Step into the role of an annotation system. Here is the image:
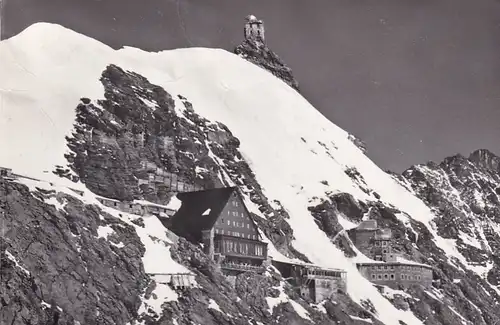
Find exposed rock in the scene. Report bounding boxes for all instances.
[233,16,299,92]
[307,193,367,257]
[1,179,148,325]
[348,133,367,154]
[394,150,500,324]
[468,149,500,174]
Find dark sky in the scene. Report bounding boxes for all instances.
[3,0,500,172]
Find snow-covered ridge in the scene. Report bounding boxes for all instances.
[0,22,485,324]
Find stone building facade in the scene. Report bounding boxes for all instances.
[96,197,177,218]
[356,261,433,289]
[352,219,434,289]
[244,15,265,44]
[139,161,205,193]
[352,220,394,261]
[272,261,347,303]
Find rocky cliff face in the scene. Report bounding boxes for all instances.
[234,40,300,92]
[382,149,500,323]
[1,179,149,325]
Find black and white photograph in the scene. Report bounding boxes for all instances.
[1,1,500,324]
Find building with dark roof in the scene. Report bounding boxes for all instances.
[167,187,268,275]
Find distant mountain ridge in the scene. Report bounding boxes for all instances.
[395,149,500,285]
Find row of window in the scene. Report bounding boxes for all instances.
[371,273,422,281]
[221,219,251,229]
[104,200,170,213]
[315,279,334,289]
[375,241,390,247]
[227,204,248,218]
[227,210,243,217]
[215,228,257,240]
[372,249,391,257]
[369,265,427,272]
[371,265,395,271]
[221,241,265,256]
[303,269,343,278]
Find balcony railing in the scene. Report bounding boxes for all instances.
[216,249,267,260]
[221,262,265,273]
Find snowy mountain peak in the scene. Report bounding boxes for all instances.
[2,22,500,325]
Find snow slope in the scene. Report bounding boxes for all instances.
[0,22,474,324]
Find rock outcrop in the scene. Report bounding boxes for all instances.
[234,16,300,92]
[1,179,149,325]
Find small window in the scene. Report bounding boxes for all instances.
[384,274,388,279]
[377,274,382,280]
[383,249,387,254]
[129,204,133,208]
[371,274,376,279]
[247,224,250,229]
[390,274,395,280]
[227,220,230,225]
